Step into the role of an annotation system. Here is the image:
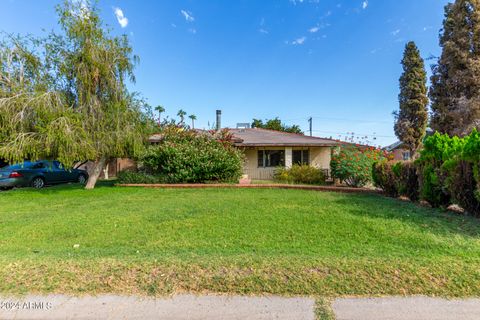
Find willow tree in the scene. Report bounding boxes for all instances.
[0,0,148,189]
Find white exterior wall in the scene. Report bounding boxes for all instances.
[242,146,332,180]
[285,147,293,169]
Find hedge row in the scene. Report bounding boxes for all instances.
[373,130,480,217]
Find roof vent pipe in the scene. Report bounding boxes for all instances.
[216,110,222,131]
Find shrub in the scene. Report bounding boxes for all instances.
[444,160,480,217]
[418,164,450,208]
[274,165,326,185]
[117,170,165,184]
[372,161,398,197]
[463,130,480,201]
[372,130,480,216]
[393,161,420,202]
[331,146,389,188]
[416,132,460,208]
[140,128,244,183]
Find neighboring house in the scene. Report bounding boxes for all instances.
[384,141,412,161]
[385,129,434,161]
[228,128,341,180]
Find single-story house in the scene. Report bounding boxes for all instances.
[228,128,340,180]
[149,127,342,181]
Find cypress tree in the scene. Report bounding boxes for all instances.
[430,0,480,136]
[394,41,428,157]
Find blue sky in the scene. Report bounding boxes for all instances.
[1,0,450,146]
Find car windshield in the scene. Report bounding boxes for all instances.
[3,162,34,170]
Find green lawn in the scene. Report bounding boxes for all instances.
[1,182,480,297]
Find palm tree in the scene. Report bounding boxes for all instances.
[155,105,165,124]
[189,114,197,129]
[177,109,187,124]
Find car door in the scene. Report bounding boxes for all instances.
[40,161,60,184]
[52,161,71,183]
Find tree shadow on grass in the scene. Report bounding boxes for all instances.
[331,193,480,239]
[0,179,117,195]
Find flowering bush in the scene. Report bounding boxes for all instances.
[331,146,390,187]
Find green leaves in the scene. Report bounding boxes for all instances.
[251,118,303,134]
[138,128,243,183]
[274,165,326,185]
[331,146,388,188]
[0,0,150,185]
[394,41,428,157]
[430,0,480,136]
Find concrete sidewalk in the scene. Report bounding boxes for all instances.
[333,297,480,320]
[2,295,480,320]
[0,294,315,320]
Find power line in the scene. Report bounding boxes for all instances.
[283,116,393,124]
[310,130,396,139]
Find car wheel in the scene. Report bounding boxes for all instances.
[31,177,45,189]
[78,174,87,185]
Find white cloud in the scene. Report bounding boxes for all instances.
[181,10,195,22]
[188,28,197,34]
[114,7,128,28]
[292,36,306,45]
[259,18,268,34]
[362,1,368,9]
[391,29,400,36]
[308,21,330,33]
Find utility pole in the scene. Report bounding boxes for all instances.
[308,117,313,137]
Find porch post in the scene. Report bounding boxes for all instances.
[285,147,292,168]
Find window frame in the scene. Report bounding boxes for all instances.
[293,149,310,166]
[257,150,286,168]
[402,151,411,161]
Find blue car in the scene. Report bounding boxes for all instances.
[0,161,88,189]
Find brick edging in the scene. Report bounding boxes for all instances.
[115,183,380,194]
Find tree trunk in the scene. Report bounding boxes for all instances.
[85,157,107,190]
[103,163,109,180]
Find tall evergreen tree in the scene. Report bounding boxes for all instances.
[430,0,480,136]
[394,41,428,157]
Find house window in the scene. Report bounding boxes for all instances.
[258,150,285,168]
[402,151,411,161]
[293,150,310,165]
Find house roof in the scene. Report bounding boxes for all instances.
[228,128,341,147]
[383,140,404,152]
